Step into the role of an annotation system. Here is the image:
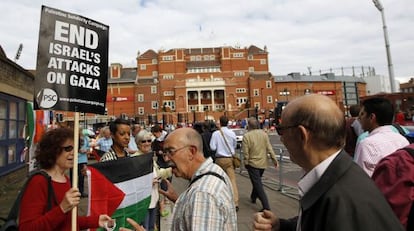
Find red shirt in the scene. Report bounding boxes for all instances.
[19,174,99,231]
[372,146,414,229]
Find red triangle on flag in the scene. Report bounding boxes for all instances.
[88,167,125,216]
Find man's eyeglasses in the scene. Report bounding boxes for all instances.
[162,145,191,157]
[275,125,299,136]
[62,145,74,152]
[140,139,152,144]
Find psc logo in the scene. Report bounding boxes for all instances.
[36,88,59,109]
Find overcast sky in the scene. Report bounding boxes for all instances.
[1,0,413,82]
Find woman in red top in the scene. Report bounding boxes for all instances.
[19,127,113,231]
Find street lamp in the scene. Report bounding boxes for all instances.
[112,97,117,117]
[372,0,396,93]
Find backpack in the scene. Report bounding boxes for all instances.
[392,123,414,144]
[372,146,414,231]
[402,147,414,231]
[0,171,56,231]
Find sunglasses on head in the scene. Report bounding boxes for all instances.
[62,145,74,152]
[140,139,152,144]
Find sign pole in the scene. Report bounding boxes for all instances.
[71,112,80,231]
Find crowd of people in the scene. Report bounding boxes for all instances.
[14,93,414,231]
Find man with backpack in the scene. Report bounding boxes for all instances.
[354,97,409,176]
[372,144,414,230]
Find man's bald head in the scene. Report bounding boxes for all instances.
[282,94,345,149]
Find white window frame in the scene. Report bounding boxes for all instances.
[138,107,144,115]
[234,71,245,77]
[248,67,254,72]
[260,59,266,65]
[233,53,244,58]
[163,74,174,80]
[163,100,176,110]
[162,56,173,61]
[163,91,174,96]
[152,101,159,109]
[254,89,259,96]
[266,81,272,88]
[236,88,246,93]
[267,96,273,103]
[138,94,144,102]
[151,86,157,94]
[140,64,146,70]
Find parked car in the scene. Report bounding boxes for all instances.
[231,128,246,148]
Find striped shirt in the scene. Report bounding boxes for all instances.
[100,147,130,162]
[171,158,238,231]
[354,125,409,176]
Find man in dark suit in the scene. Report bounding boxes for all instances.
[253,94,403,231]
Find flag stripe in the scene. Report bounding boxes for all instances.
[89,154,153,182]
[87,154,154,231]
[111,196,151,230]
[115,172,153,208]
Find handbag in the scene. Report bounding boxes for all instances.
[232,155,241,168]
[219,129,241,168]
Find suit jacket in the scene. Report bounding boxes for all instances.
[242,129,278,169]
[280,151,404,231]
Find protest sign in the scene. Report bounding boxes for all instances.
[34,5,109,114]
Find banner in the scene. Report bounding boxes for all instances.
[34,5,109,114]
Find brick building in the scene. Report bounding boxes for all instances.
[134,45,272,124]
[273,72,366,118]
[104,45,367,125]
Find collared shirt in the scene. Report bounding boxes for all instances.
[78,136,89,164]
[128,135,138,152]
[171,158,237,231]
[210,127,237,157]
[100,147,130,162]
[354,125,409,176]
[96,137,112,153]
[296,150,341,231]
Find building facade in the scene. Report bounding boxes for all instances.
[106,45,368,125]
[0,46,34,177]
[135,45,272,124]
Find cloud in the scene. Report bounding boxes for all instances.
[0,0,413,79]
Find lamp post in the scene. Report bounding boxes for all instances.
[372,0,396,93]
[112,97,117,117]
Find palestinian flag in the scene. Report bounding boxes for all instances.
[87,154,153,230]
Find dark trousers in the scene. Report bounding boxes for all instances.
[247,165,270,210]
[143,208,156,231]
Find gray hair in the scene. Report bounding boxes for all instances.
[135,130,152,144]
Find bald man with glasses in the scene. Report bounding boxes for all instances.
[157,127,238,231]
[253,94,403,231]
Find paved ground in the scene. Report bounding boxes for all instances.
[1,168,299,231]
[1,131,301,230]
[157,170,300,231]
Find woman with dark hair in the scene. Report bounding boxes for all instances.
[100,118,132,162]
[19,127,113,231]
